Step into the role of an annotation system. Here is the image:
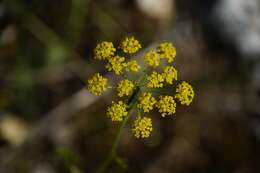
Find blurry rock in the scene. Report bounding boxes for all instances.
[0,115,29,146]
[252,62,260,86]
[0,4,5,19]
[0,3,8,31]
[213,0,260,58]
[246,61,260,114]
[0,25,16,46]
[32,163,55,173]
[136,0,175,25]
[51,123,76,146]
[107,0,126,5]
[0,3,12,40]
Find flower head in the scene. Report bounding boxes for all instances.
[147,71,164,88]
[105,56,127,75]
[175,81,194,106]
[144,49,160,67]
[132,116,153,138]
[126,60,140,72]
[158,42,176,63]
[157,95,176,117]
[87,73,108,95]
[107,101,128,121]
[88,37,195,140]
[163,66,178,84]
[120,36,141,54]
[117,79,135,97]
[94,41,116,60]
[137,92,157,112]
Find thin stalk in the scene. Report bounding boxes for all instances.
[96,88,140,173]
[146,89,170,95]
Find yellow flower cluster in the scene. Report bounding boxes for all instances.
[144,49,160,67]
[87,73,108,95]
[106,101,128,121]
[163,66,178,84]
[126,60,140,72]
[175,81,194,106]
[137,92,156,112]
[94,41,116,60]
[146,66,177,88]
[157,96,176,117]
[132,116,153,138]
[87,36,195,139]
[120,36,141,54]
[158,42,176,63]
[117,79,134,97]
[92,36,142,76]
[105,56,127,75]
[147,71,164,88]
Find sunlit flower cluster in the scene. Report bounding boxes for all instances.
[144,49,160,67]
[163,66,178,84]
[94,41,116,60]
[147,71,165,88]
[175,81,195,106]
[132,116,153,138]
[120,36,141,54]
[157,95,176,117]
[158,42,176,63]
[105,55,126,75]
[87,73,108,95]
[87,36,194,139]
[117,79,134,97]
[106,101,128,121]
[137,92,157,112]
[126,60,140,72]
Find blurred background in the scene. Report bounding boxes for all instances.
[1,0,260,172]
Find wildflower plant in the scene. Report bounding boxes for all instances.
[88,36,194,172]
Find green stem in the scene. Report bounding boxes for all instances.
[146,88,169,95]
[96,88,140,173]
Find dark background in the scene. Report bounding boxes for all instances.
[1,0,260,172]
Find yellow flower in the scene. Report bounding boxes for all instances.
[137,92,156,112]
[158,42,176,63]
[156,95,176,117]
[117,79,135,97]
[132,116,153,138]
[120,36,141,54]
[126,60,140,72]
[144,49,160,67]
[163,66,178,84]
[94,41,116,60]
[105,56,127,75]
[175,81,194,106]
[107,101,128,121]
[87,73,108,95]
[147,71,164,88]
